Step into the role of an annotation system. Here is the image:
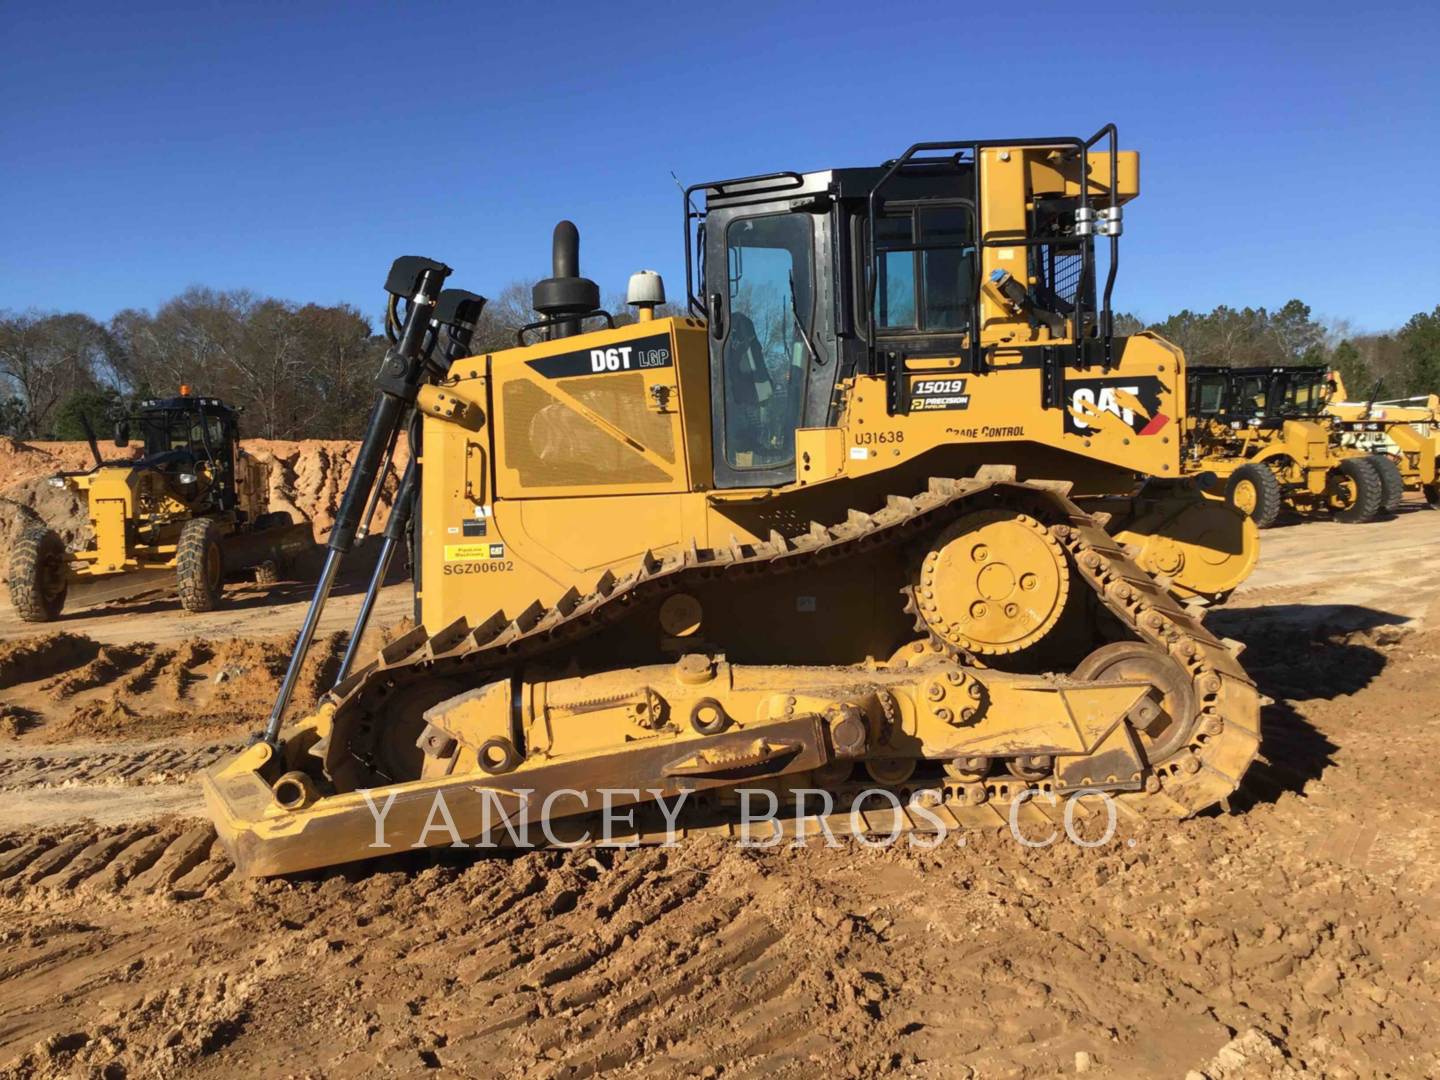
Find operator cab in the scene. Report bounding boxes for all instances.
[1186,367,1230,417]
[1273,367,1330,418]
[117,394,240,509]
[688,132,1120,488]
[1205,366,1330,428]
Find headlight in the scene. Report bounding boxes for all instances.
[47,477,66,489]
[178,472,197,484]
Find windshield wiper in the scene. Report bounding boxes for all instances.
[788,271,822,367]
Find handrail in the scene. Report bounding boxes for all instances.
[683,172,805,313]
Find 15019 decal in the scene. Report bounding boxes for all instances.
[908,376,970,412]
[1063,375,1171,436]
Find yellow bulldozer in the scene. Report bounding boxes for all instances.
[1325,370,1440,508]
[1183,364,1397,527]
[204,127,1262,877]
[5,391,312,621]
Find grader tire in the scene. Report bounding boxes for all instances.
[1332,458,1384,523]
[6,526,68,623]
[176,518,225,612]
[1225,463,1283,528]
[1367,454,1404,514]
[1425,482,1440,509]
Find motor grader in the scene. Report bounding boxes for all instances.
[1325,370,1440,508]
[204,126,1261,877]
[1184,364,1394,527]
[5,391,312,621]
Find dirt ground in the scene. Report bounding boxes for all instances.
[0,506,1438,1078]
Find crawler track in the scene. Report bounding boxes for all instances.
[313,473,1260,832]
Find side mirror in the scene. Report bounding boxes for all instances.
[114,421,130,448]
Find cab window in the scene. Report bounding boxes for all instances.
[1233,375,1268,415]
[1191,375,1227,415]
[873,204,975,334]
[1284,375,1325,415]
[722,213,813,470]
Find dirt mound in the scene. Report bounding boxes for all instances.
[204,630,346,716]
[0,705,36,739]
[0,622,398,743]
[244,436,408,541]
[23,440,141,476]
[0,436,53,485]
[0,633,100,690]
[0,475,92,555]
[49,699,147,741]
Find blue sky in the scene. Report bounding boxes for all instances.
[3,0,1437,333]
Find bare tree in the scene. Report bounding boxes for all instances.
[0,311,115,437]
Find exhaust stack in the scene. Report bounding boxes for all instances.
[532,220,600,339]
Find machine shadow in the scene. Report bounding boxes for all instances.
[1226,698,1338,812]
[1207,603,1405,701]
[1208,601,1405,810]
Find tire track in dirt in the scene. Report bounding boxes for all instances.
[352,844,889,1078]
[0,821,230,901]
[0,740,241,790]
[0,514,1438,1077]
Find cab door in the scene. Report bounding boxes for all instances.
[704,199,836,489]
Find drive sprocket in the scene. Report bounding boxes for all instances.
[913,508,1070,657]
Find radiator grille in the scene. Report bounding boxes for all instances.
[502,378,670,488]
[566,373,676,463]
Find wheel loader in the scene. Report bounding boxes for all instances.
[5,391,313,621]
[1184,364,1393,527]
[204,126,1262,877]
[1325,370,1440,508]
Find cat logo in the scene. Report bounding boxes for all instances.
[1064,375,1170,436]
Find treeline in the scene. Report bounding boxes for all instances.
[0,282,681,441]
[0,291,382,441]
[1118,300,1440,401]
[2,289,1437,441]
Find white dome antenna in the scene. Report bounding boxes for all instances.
[626,270,665,321]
